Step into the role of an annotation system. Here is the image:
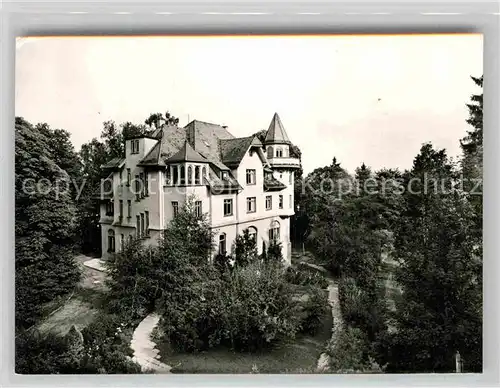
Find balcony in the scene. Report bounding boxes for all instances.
[268,156,301,169]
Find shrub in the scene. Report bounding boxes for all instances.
[299,286,329,335]
[158,261,302,353]
[221,261,301,351]
[16,330,80,374]
[79,314,141,374]
[266,240,284,263]
[158,267,225,352]
[15,315,141,374]
[105,238,163,318]
[213,252,232,274]
[233,229,258,267]
[326,326,385,373]
[338,277,387,341]
[285,265,329,289]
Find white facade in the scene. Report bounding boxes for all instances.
[99,114,300,265]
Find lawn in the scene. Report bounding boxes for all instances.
[36,255,108,336]
[157,306,333,374]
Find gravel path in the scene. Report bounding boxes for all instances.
[316,279,342,372]
[130,313,171,373]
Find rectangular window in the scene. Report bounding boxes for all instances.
[219,234,226,255]
[269,227,280,241]
[221,171,228,180]
[246,169,256,185]
[195,201,202,218]
[136,215,140,238]
[279,195,283,209]
[289,172,293,185]
[145,172,149,196]
[131,139,140,154]
[108,234,115,253]
[172,201,179,217]
[127,169,131,186]
[145,211,149,235]
[120,234,124,251]
[119,170,123,185]
[289,194,292,209]
[165,168,172,185]
[135,175,140,201]
[172,167,179,185]
[223,199,233,216]
[106,201,114,216]
[195,166,201,185]
[139,173,144,198]
[265,195,272,210]
[140,213,145,237]
[119,200,123,218]
[246,197,256,213]
[127,200,131,218]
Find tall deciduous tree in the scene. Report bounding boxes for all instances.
[15,117,81,329]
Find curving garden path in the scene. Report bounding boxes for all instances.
[294,260,343,372]
[130,313,172,373]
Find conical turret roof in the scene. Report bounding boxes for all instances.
[264,113,291,144]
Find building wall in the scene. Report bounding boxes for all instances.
[101,136,297,267]
[234,148,266,226]
[211,192,238,228]
[214,215,291,266]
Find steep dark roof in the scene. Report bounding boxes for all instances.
[263,174,287,191]
[206,168,242,194]
[185,120,234,165]
[264,112,291,145]
[165,141,208,163]
[101,157,125,170]
[138,125,186,167]
[138,120,265,176]
[219,136,254,167]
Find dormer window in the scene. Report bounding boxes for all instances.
[221,171,228,180]
[131,139,140,154]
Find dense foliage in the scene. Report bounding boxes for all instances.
[15,118,81,329]
[106,198,326,354]
[285,264,329,289]
[16,316,141,374]
[297,75,483,373]
[327,326,385,374]
[382,143,482,372]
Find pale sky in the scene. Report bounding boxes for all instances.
[15,35,483,174]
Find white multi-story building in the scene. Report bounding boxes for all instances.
[98,113,301,265]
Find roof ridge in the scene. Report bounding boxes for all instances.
[185,119,226,128]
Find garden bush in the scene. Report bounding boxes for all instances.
[157,261,302,353]
[326,326,385,373]
[15,314,141,374]
[220,261,301,351]
[338,276,387,341]
[298,286,329,335]
[285,265,329,289]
